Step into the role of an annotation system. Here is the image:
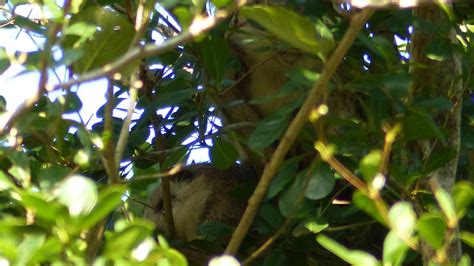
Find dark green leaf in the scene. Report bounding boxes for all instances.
[209,137,238,169]
[422,147,456,173]
[13,15,46,35]
[267,158,300,199]
[249,113,289,150]
[196,221,233,241]
[278,172,313,218]
[198,35,230,90]
[402,109,446,145]
[305,163,335,200]
[258,203,285,229]
[0,48,10,74]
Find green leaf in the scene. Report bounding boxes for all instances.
[359,150,382,182]
[278,172,313,218]
[19,192,65,222]
[352,191,387,226]
[389,202,416,240]
[148,245,188,266]
[173,6,193,29]
[209,137,238,169]
[8,152,31,187]
[416,213,446,249]
[383,231,409,266]
[434,188,456,223]
[458,255,472,266]
[29,237,62,264]
[64,7,135,74]
[402,109,446,145]
[103,219,155,258]
[425,39,452,61]
[460,231,474,248]
[162,146,188,170]
[267,158,299,199]
[197,221,233,241]
[452,181,473,216]
[422,147,457,174]
[211,0,231,8]
[249,113,289,150]
[37,164,70,190]
[305,163,335,200]
[241,5,332,59]
[80,185,126,229]
[63,22,96,48]
[198,35,230,90]
[258,203,285,229]
[292,216,328,237]
[13,15,46,35]
[316,234,378,266]
[15,234,45,266]
[54,175,98,217]
[0,48,11,74]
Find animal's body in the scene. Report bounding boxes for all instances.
[144,164,255,241]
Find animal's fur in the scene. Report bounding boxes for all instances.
[144,164,255,241]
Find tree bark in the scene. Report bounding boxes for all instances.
[409,4,463,264]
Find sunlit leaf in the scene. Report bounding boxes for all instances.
[383,231,408,266]
[353,191,387,226]
[80,185,126,229]
[103,219,155,258]
[316,234,378,266]
[359,150,382,182]
[15,234,45,266]
[54,175,98,217]
[241,5,333,59]
[460,231,474,248]
[434,188,456,224]
[63,7,135,74]
[389,202,416,240]
[452,181,474,216]
[416,212,446,249]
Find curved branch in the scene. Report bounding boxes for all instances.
[224,8,375,255]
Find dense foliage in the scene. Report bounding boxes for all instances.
[0,0,473,265]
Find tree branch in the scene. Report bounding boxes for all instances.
[224,8,375,255]
[0,0,247,135]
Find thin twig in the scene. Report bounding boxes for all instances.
[0,0,248,135]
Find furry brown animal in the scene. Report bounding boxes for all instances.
[144,164,255,241]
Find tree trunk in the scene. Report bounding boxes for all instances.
[409,4,463,264]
